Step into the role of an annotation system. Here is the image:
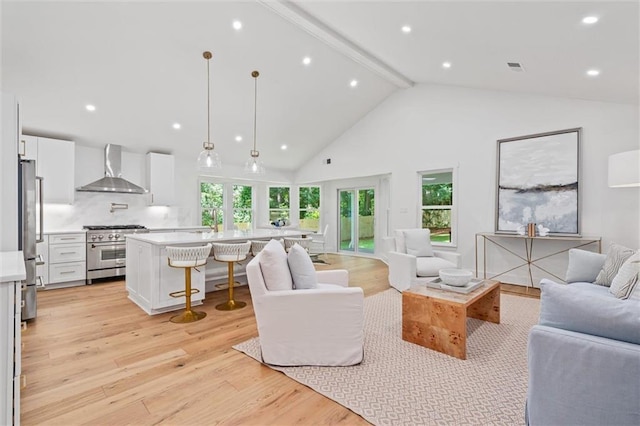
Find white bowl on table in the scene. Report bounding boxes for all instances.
[439,269,473,287]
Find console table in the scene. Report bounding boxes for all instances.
[475,232,601,287]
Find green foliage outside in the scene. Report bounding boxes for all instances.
[233,185,252,226]
[340,189,374,217]
[201,182,223,227]
[299,186,320,219]
[422,182,453,242]
[269,186,290,222]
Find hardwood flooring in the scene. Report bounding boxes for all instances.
[21,255,537,425]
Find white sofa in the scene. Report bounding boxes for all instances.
[384,229,461,292]
[246,249,364,366]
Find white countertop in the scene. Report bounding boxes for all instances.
[126,229,306,246]
[0,251,26,282]
[44,229,87,235]
[147,226,210,232]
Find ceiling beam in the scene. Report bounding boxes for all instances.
[258,0,414,89]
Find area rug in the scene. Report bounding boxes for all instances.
[233,289,540,425]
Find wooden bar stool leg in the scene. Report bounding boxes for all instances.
[170,267,207,323]
[215,261,247,311]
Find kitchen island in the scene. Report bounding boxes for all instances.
[125,229,304,315]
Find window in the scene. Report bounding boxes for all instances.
[268,186,290,223]
[201,182,224,227]
[420,170,455,244]
[299,186,320,231]
[233,185,252,230]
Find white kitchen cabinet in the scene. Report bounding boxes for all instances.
[146,153,175,206]
[19,135,75,204]
[0,252,25,426]
[19,135,38,161]
[46,232,86,288]
[37,137,75,204]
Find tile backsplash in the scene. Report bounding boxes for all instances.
[44,191,194,230]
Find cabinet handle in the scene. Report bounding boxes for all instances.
[60,251,76,255]
[21,321,27,331]
[36,254,45,265]
[20,375,27,390]
[37,276,44,288]
[19,139,26,156]
[60,271,76,274]
[60,237,76,240]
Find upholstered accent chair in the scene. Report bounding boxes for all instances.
[384,228,461,292]
[245,240,364,366]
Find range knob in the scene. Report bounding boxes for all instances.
[115,233,121,239]
[108,234,114,239]
[98,234,104,240]
[91,235,97,241]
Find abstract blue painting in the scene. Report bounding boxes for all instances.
[496,128,581,235]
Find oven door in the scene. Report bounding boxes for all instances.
[87,242,127,271]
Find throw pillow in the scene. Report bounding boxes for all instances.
[609,252,640,299]
[259,239,292,291]
[287,244,318,289]
[394,229,408,254]
[594,243,635,287]
[565,249,607,283]
[539,280,640,345]
[403,229,434,257]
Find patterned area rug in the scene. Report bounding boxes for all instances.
[233,289,540,425]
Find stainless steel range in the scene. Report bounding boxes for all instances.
[84,225,149,283]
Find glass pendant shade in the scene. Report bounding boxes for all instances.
[245,70,266,175]
[197,51,221,171]
[244,153,265,175]
[198,142,221,171]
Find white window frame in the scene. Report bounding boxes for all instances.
[298,185,321,231]
[199,178,255,231]
[267,185,291,224]
[417,168,457,248]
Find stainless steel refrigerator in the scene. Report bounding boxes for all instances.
[18,159,43,320]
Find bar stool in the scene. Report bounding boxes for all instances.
[166,243,212,323]
[284,237,311,253]
[250,239,284,256]
[212,241,252,311]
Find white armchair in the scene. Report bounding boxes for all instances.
[246,250,364,366]
[384,228,461,292]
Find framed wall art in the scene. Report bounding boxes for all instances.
[495,127,581,236]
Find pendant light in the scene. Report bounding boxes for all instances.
[197,51,221,171]
[244,70,265,175]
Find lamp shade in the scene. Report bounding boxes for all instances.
[608,150,640,188]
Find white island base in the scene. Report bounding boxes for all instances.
[125,229,304,315]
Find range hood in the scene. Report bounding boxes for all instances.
[76,144,148,194]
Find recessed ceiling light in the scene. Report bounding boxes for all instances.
[350,79,358,88]
[235,135,243,142]
[232,20,242,30]
[302,56,312,66]
[281,145,287,150]
[586,69,600,77]
[172,123,181,130]
[442,62,452,69]
[582,16,599,24]
[85,104,96,112]
[401,25,412,34]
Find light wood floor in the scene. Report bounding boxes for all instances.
[21,255,537,425]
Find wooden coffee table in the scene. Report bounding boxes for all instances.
[402,280,500,359]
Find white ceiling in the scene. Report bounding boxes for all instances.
[2,1,638,172]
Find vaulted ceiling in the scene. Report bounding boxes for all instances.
[2,1,637,172]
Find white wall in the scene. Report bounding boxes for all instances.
[44,144,294,230]
[295,84,640,281]
[0,93,19,251]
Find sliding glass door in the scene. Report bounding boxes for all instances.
[338,188,375,254]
